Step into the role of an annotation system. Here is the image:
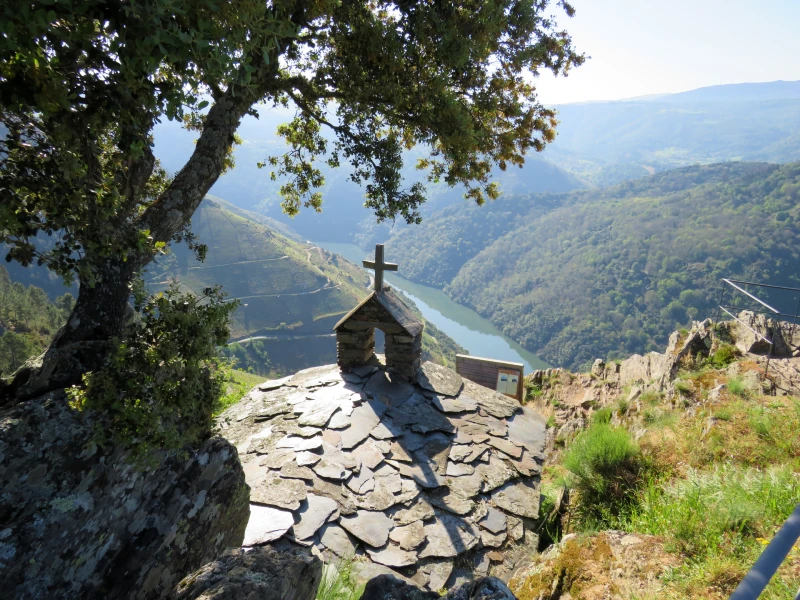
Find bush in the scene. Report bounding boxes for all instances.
[591,407,613,425]
[727,376,748,397]
[563,424,643,524]
[709,344,739,368]
[69,284,237,459]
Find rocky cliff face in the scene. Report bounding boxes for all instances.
[527,312,800,454]
[0,390,250,599]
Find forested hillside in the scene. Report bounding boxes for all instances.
[391,162,800,370]
[0,267,74,377]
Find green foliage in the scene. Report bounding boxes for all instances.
[68,285,237,455]
[1,0,583,287]
[727,376,748,398]
[316,560,365,600]
[619,465,800,598]
[391,162,800,370]
[708,344,740,368]
[673,380,693,396]
[590,407,613,425]
[563,423,643,524]
[0,266,74,376]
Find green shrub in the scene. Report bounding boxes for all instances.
[546,414,557,428]
[591,407,613,425]
[674,380,693,396]
[68,284,237,459]
[727,376,748,397]
[709,344,740,368]
[563,424,643,524]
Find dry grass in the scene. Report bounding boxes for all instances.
[641,395,800,471]
[542,353,800,599]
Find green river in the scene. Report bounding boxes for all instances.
[314,241,550,372]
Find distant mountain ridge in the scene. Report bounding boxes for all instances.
[152,81,800,239]
[154,110,584,245]
[387,161,800,370]
[658,80,800,103]
[544,80,800,186]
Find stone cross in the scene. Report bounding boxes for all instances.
[363,244,398,292]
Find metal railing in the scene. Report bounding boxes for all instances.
[729,503,800,599]
[714,278,800,598]
[714,278,800,378]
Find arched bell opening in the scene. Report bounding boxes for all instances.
[334,288,424,380]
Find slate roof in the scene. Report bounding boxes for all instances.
[333,288,424,338]
[218,361,546,590]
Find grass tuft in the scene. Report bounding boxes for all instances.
[619,465,799,598]
[316,559,365,600]
[708,344,740,368]
[727,376,748,398]
[591,407,613,425]
[563,423,643,525]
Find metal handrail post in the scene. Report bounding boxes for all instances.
[729,503,800,600]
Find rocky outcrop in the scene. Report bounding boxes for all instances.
[172,546,322,600]
[362,574,517,600]
[729,310,799,357]
[0,391,250,599]
[218,361,547,591]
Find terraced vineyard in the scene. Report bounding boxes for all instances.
[149,200,368,339]
[148,199,464,375]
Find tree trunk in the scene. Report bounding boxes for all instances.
[0,258,138,404]
[0,89,255,407]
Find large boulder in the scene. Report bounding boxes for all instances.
[0,391,250,599]
[729,310,797,357]
[172,546,322,600]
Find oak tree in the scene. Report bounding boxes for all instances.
[0,0,582,402]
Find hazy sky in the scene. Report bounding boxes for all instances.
[533,0,800,104]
